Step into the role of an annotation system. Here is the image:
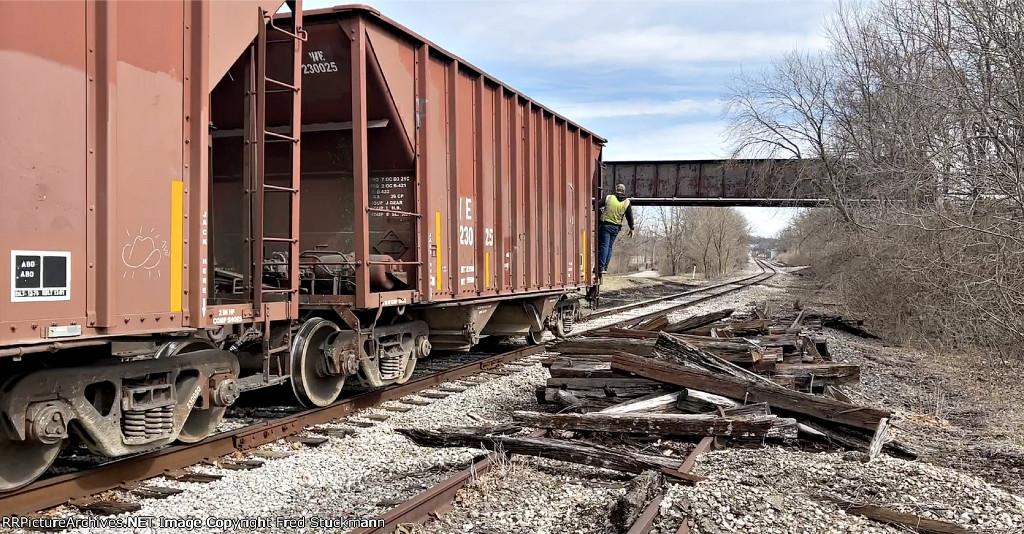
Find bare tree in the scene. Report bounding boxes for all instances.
[728,0,1024,349]
[608,208,655,274]
[652,207,691,276]
[651,207,750,277]
[707,208,751,276]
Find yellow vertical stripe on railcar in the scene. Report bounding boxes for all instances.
[170,180,184,312]
[435,211,442,291]
[581,230,587,282]
[485,251,491,288]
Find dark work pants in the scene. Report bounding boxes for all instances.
[598,222,621,273]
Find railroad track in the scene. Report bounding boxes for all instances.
[0,261,780,521]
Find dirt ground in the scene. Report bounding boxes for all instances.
[595,274,667,293]
[781,270,1024,494]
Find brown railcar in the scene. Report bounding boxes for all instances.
[0,1,602,491]
[208,6,604,354]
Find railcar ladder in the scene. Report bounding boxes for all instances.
[249,0,305,383]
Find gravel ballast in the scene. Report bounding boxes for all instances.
[17,363,551,534]
[655,447,1024,533]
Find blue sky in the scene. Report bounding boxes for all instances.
[304,0,834,236]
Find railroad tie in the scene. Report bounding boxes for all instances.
[202,459,266,470]
[343,419,377,428]
[318,428,358,438]
[162,470,224,483]
[69,498,142,515]
[249,450,296,460]
[120,485,185,500]
[286,435,330,448]
[307,425,358,437]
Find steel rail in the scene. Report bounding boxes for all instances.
[626,495,666,534]
[0,345,544,516]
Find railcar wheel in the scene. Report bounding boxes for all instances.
[526,329,544,345]
[177,408,225,443]
[172,340,232,443]
[549,317,566,338]
[290,318,347,407]
[0,410,62,492]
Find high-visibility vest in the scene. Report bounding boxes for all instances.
[601,194,630,225]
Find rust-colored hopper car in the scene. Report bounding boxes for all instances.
[0,2,603,491]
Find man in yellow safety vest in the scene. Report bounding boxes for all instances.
[597,183,635,275]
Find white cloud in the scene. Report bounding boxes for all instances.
[546,98,724,120]
[602,121,731,160]
[359,1,832,72]
[529,27,830,67]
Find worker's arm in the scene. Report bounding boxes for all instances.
[625,204,636,237]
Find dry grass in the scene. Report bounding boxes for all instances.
[792,275,1024,494]
[597,274,664,293]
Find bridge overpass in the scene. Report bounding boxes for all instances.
[601,159,828,207]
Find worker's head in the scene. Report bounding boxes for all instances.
[615,183,626,195]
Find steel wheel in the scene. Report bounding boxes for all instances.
[290,318,347,407]
[0,410,62,492]
[549,315,567,338]
[177,407,226,443]
[171,340,233,443]
[526,329,544,345]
